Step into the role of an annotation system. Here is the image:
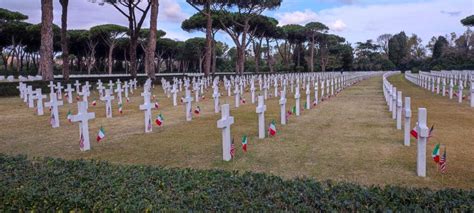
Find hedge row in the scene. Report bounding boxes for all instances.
[0,154,473,211]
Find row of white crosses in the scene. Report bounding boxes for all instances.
[383,71,429,177]
[405,71,474,107]
[214,72,380,161]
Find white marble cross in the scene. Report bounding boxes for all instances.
[458,80,463,104]
[279,90,287,125]
[115,82,124,104]
[27,86,35,108]
[139,91,154,133]
[56,82,64,100]
[64,84,75,104]
[74,80,81,94]
[416,108,429,177]
[404,97,411,146]
[108,80,114,94]
[234,86,240,108]
[100,90,115,118]
[436,77,440,94]
[45,93,63,128]
[471,79,474,108]
[171,84,178,106]
[294,86,301,116]
[183,89,194,121]
[123,83,129,100]
[274,81,279,98]
[78,85,90,109]
[305,84,311,110]
[256,95,266,139]
[70,101,95,151]
[392,87,397,120]
[250,81,256,104]
[217,104,234,161]
[34,89,46,116]
[212,85,220,113]
[449,79,454,99]
[48,81,56,96]
[314,82,319,106]
[396,91,402,130]
[97,83,105,99]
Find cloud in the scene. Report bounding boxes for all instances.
[160,0,188,23]
[440,10,462,17]
[276,9,319,26]
[276,0,471,44]
[329,19,346,31]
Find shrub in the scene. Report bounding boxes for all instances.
[0,154,473,211]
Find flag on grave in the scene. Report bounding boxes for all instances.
[92,99,97,106]
[432,143,440,163]
[268,120,277,136]
[96,126,105,142]
[194,106,201,114]
[118,103,123,114]
[241,135,248,152]
[230,138,235,159]
[313,100,317,106]
[67,110,72,122]
[410,123,418,139]
[154,102,159,109]
[429,124,434,138]
[439,147,447,174]
[155,113,164,127]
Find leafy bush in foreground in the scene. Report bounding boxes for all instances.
[0,154,473,211]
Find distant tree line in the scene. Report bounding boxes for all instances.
[0,3,473,81]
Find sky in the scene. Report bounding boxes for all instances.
[1,0,472,46]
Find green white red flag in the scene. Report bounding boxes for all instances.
[96,126,105,142]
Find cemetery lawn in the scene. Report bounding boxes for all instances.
[1,75,473,189]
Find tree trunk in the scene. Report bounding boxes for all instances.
[60,0,69,80]
[108,44,115,74]
[309,37,314,72]
[39,0,54,81]
[129,35,138,77]
[212,39,217,74]
[145,0,159,80]
[266,38,274,73]
[203,2,212,77]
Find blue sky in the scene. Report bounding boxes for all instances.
[1,0,472,46]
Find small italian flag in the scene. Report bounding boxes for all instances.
[268,120,277,136]
[410,123,418,139]
[67,110,72,122]
[194,106,201,114]
[155,113,164,127]
[432,143,440,163]
[241,135,248,152]
[96,126,105,142]
[92,99,97,106]
[118,103,123,114]
[154,102,159,109]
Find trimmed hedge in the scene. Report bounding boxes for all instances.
[0,154,473,211]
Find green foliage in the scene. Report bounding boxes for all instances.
[0,8,28,22]
[432,36,448,59]
[388,31,409,70]
[461,15,474,27]
[0,154,473,211]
